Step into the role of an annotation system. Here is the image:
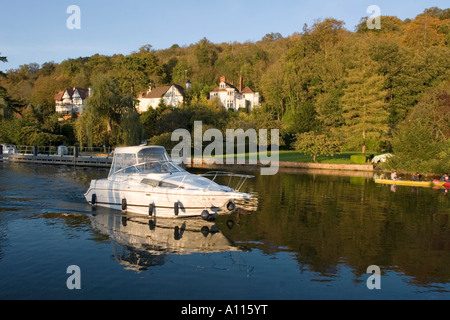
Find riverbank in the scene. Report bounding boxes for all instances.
[186,150,375,173]
[187,158,374,172]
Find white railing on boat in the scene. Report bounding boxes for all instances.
[200,171,254,192]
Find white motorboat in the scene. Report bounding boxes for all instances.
[84,145,255,219]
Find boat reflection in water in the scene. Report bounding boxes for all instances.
[90,204,257,272]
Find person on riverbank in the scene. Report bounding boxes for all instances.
[412,172,422,181]
[391,171,398,181]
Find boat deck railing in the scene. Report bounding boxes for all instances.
[200,171,255,192]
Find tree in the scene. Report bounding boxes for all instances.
[260,61,286,120]
[355,16,404,34]
[121,109,144,146]
[262,33,283,41]
[332,36,391,153]
[0,54,7,75]
[115,55,151,95]
[194,38,218,67]
[389,82,450,173]
[0,105,68,146]
[77,76,141,147]
[294,131,342,162]
[194,38,219,84]
[31,74,71,112]
[282,101,320,136]
[172,59,192,86]
[307,18,347,57]
[0,54,26,119]
[423,7,450,20]
[340,62,389,153]
[402,14,447,49]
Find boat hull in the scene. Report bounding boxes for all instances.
[375,179,446,188]
[84,178,252,218]
[433,180,450,189]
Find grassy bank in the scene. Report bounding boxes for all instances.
[275,151,372,164]
[200,150,375,165]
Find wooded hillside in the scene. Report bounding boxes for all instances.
[1,7,449,172]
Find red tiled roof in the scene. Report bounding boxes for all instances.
[242,86,255,94]
[54,91,65,101]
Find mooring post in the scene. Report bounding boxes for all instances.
[32,146,38,157]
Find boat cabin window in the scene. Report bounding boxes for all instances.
[134,161,184,174]
[110,153,137,175]
[141,178,181,189]
[137,147,170,164]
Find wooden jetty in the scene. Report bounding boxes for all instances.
[0,146,112,168]
[2,154,112,168]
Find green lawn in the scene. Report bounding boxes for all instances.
[200,150,376,165]
[276,151,370,164]
[272,151,376,164]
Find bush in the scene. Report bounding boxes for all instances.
[350,155,368,164]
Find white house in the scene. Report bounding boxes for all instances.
[55,87,90,115]
[209,76,260,112]
[137,84,185,113]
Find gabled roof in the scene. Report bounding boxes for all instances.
[140,86,171,99]
[54,87,89,101]
[210,81,240,93]
[74,88,89,99]
[139,84,184,99]
[242,86,255,94]
[54,91,65,101]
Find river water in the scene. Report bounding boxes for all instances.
[0,162,449,300]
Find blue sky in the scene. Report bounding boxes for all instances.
[0,0,448,71]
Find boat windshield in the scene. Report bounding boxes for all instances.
[109,146,178,176]
[137,147,170,164]
[134,160,185,174]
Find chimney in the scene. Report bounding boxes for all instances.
[239,77,243,93]
[220,76,226,84]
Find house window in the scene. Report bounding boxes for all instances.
[227,100,234,109]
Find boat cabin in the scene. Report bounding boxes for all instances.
[109,146,183,177]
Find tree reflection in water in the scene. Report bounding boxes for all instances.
[215,169,450,287]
